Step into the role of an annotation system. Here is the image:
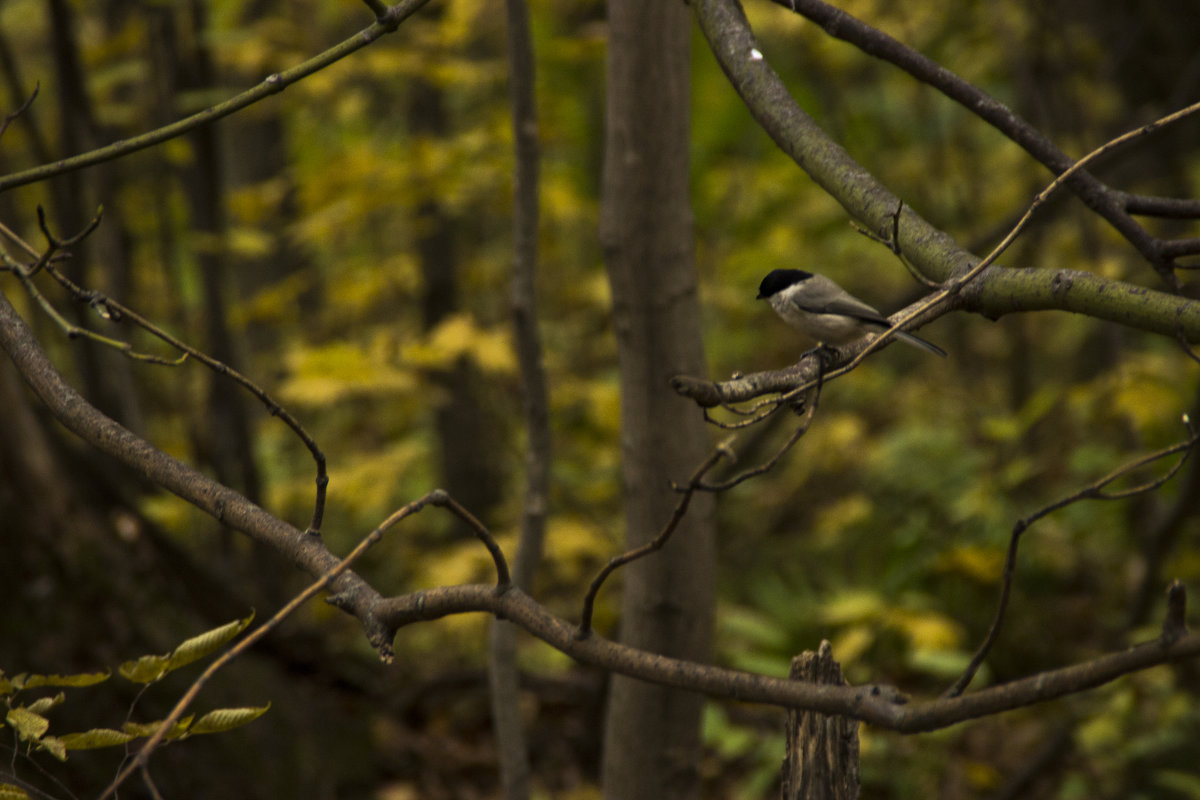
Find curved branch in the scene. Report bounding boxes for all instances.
[0,286,393,656]
[0,0,432,194]
[691,0,1200,338]
[377,581,1199,733]
[765,0,1198,285]
[6,281,1199,736]
[946,429,1200,698]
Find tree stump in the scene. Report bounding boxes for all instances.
[780,640,860,800]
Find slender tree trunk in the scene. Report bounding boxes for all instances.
[599,3,716,799]
[488,0,546,797]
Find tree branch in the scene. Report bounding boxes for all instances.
[765,0,1200,286]
[377,581,1200,732]
[945,427,1200,698]
[691,0,1200,342]
[0,0,433,194]
[0,286,392,656]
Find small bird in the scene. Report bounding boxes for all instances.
[756,269,946,357]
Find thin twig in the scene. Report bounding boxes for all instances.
[0,81,37,140]
[849,98,1200,370]
[944,424,1200,698]
[577,446,731,636]
[694,390,818,491]
[0,0,434,193]
[770,0,1200,285]
[429,489,512,587]
[4,218,332,536]
[97,490,445,800]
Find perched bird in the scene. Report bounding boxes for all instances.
[756,269,946,357]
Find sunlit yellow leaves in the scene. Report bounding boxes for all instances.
[3,671,110,691]
[228,177,292,226]
[936,545,1005,584]
[327,256,420,318]
[812,493,872,548]
[891,609,963,652]
[402,313,516,375]
[280,341,418,406]
[120,614,255,684]
[227,226,276,259]
[232,271,314,327]
[421,539,501,589]
[1067,351,1189,437]
[818,590,965,669]
[321,439,426,519]
[58,728,136,750]
[830,627,875,665]
[188,705,271,736]
[544,516,611,584]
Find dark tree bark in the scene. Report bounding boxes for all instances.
[488,0,547,797]
[780,642,860,800]
[599,2,716,799]
[47,0,144,431]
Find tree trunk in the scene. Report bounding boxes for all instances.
[599,2,716,799]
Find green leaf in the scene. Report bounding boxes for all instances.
[59,728,137,750]
[26,693,65,715]
[122,716,194,741]
[0,673,26,694]
[5,707,49,742]
[120,613,254,683]
[186,703,270,736]
[0,779,34,799]
[164,612,255,673]
[35,735,66,762]
[119,654,170,684]
[19,671,111,689]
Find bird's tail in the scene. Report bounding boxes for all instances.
[895,329,948,357]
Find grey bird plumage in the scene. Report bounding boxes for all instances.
[756,269,946,357]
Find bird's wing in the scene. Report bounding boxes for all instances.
[789,289,889,325]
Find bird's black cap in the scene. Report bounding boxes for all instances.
[756,269,813,299]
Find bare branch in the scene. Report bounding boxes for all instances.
[0,80,37,141]
[767,0,1200,287]
[5,221,331,535]
[361,0,389,18]
[945,427,1200,698]
[429,489,512,587]
[378,581,1200,732]
[692,0,1200,347]
[0,0,434,193]
[0,287,388,651]
[99,490,445,800]
[577,447,729,637]
[693,399,817,492]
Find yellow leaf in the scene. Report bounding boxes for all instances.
[935,545,1005,583]
[280,342,417,406]
[886,608,964,651]
[401,313,516,375]
[820,591,884,625]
